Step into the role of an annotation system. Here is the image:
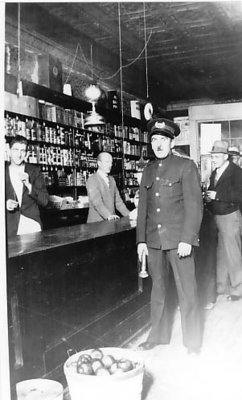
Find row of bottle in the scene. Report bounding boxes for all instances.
[40,166,92,187]
[124,171,139,187]
[124,159,140,171]
[5,113,148,145]
[38,102,149,143]
[38,101,85,128]
[113,125,148,143]
[123,141,148,157]
[5,115,125,154]
[5,138,123,172]
[41,167,75,187]
[5,114,85,148]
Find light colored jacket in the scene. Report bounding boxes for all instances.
[86,172,129,223]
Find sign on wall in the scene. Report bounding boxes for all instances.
[173,116,190,145]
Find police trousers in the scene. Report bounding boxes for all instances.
[147,247,202,350]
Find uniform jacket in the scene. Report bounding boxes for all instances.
[86,172,130,223]
[5,163,49,238]
[208,161,242,215]
[136,154,203,250]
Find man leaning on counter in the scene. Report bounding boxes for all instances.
[86,151,137,223]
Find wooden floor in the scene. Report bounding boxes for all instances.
[130,293,242,400]
[62,277,242,400]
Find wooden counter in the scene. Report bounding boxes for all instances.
[7,217,139,385]
[7,217,136,258]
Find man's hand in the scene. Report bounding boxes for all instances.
[6,199,19,211]
[177,242,192,258]
[19,172,32,193]
[107,214,120,221]
[137,243,148,262]
[206,190,216,200]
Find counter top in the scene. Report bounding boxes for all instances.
[7,217,137,259]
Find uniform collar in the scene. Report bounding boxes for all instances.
[154,152,172,165]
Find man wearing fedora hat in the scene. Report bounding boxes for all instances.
[206,140,242,301]
[228,145,241,167]
[136,118,203,354]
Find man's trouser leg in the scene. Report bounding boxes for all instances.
[147,247,172,344]
[167,249,202,351]
[215,211,242,296]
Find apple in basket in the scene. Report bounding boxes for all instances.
[117,358,134,372]
[91,359,104,374]
[75,348,137,376]
[102,354,116,369]
[77,361,93,375]
[91,348,103,359]
[77,354,92,365]
[95,367,111,376]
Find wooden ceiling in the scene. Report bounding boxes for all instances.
[5,2,242,108]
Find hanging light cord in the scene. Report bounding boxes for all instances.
[118,2,125,189]
[90,44,93,80]
[143,2,149,99]
[17,3,21,84]
[64,43,80,85]
[64,26,152,84]
[118,3,124,132]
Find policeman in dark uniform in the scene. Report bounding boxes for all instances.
[137,118,203,354]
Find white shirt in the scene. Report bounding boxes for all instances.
[9,164,24,206]
[9,165,41,235]
[97,170,110,187]
[215,160,229,183]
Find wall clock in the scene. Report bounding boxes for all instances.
[144,102,153,121]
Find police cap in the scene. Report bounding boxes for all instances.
[147,118,180,140]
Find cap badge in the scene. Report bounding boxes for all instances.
[155,121,166,130]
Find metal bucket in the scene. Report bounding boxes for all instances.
[16,379,63,400]
[64,347,144,400]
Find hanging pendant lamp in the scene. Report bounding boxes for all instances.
[84,45,105,127]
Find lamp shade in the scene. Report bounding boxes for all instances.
[85,84,101,102]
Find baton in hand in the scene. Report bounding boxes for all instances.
[139,252,149,278]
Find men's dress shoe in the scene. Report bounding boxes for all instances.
[138,341,159,350]
[227,295,241,301]
[187,347,201,356]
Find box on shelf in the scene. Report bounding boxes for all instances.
[38,54,63,92]
[45,103,57,122]
[5,92,39,118]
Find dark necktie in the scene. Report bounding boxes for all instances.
[214,169,219,186]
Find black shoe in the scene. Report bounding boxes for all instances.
[227,295,241,301]
[138,341,160,350]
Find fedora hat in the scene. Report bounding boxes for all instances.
[147,118,180,140]
[210,140,228,154]
[228,145,240,156]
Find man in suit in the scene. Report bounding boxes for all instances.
[136,118,203,354]
[86,152,130,223]
[228,145,241,167]
[5,135,49,238]
[206,140,242,301]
